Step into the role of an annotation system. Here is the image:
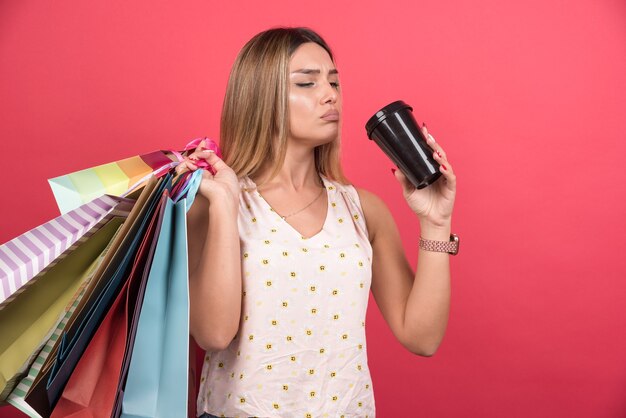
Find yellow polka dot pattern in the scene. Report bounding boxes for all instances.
[198,175,375,417]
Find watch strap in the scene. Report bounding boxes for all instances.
[419,234,459,255]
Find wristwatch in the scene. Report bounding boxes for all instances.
[419,234,460,255]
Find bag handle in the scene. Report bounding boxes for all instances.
[172,169,203,209]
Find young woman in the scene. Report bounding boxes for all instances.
[177,27,457,418]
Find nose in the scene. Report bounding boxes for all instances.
[321,81,338,104]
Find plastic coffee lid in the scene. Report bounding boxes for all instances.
[365,100,413,138]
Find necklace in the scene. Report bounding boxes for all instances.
[257,178,326,220]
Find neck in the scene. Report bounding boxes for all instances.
[253,143,322,192]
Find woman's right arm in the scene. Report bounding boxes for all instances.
[183,148,242,351]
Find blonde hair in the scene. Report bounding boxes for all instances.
[220,27,348,183]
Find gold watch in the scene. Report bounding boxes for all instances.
[419,234,459,255]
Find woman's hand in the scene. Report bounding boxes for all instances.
[175,139,240,206]
[392,125,456,228]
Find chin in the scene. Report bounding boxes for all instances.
[316,134,339,147]
[290,130,340,148]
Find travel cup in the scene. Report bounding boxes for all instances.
[366,100,442,189]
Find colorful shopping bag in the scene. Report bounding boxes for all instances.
[48,150,176,215]
[0,195,131,309]
[120,170,202,418]
[5,224,120,417]
[22,175,165,417]
[50,188,169,418]
[45,175,168,410]
[47,137,220,215]
[0,215,125,403]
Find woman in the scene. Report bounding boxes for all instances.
[178,27,457,418]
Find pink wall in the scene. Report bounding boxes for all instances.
[2,1,626,417]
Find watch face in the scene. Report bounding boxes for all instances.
[450,234,459,255]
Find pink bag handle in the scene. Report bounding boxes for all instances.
[125,138,222,197]
[172,137,222,174]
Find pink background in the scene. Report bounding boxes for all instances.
[2,0,626,417]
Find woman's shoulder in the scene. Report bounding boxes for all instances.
[237,175,259,195]
[327,178,391,237]
[352,186,388,220]
[323,177,384,209]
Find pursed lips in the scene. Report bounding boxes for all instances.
[321,110,340,121]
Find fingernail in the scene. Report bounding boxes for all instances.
[441,164,447,171]
[422,122,427,128]
[391,168,397,175]
[437,151,442,158]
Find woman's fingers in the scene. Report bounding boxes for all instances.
[433,151,456,192]
[392,167,416,196]
[423,131,447,161]
[433,151,454,175]
[176,147,233,179]
[421,124,456,189]
[175,159,198,175]
[199,150,230,173]
[194,139,207,154]
[422,124,450,163]
[432,145,450,169]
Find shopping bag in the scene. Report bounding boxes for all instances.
[0,215,125,403]
[0,195,131,309]
[23,175,166,417]
[47,137,220,215]
[46,175,168,409]
[50,187,170,418]
[5,223,120,417]
[111,193,169,418]
[120,169,202,418]
[111,177,197,418]
[48,150,176,215]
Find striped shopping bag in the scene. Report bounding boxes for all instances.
[0,195,133,310]
[3,217,124,414]
[0,215,126,403]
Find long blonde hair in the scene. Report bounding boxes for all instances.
[220,27,347,183]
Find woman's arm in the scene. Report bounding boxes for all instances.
[360,125,457,356]
[180,145,243,352]
[359,190,451,356]
[187,191,242,352]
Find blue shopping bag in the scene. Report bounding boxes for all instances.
[121,169,202,418]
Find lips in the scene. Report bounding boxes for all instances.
[321,110,340,121]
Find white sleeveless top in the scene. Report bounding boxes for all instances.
[197,175,376,418]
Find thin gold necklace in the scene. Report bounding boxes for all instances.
[257,177,325,220]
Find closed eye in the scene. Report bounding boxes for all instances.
[295,82,340,89]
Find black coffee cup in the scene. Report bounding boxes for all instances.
[366,100,441,189]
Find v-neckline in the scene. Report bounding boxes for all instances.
[245,175,332,241]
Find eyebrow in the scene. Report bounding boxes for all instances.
[291,68,339,75]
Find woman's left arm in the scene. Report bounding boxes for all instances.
[359,125,456,356]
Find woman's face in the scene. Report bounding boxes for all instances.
[287,42,341,147]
